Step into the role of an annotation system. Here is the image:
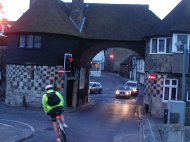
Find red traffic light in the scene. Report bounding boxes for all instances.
[109,54,114,59]
[68,57,74,62]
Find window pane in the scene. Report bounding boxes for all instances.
[34,36,41,48]
[151,39,157,53]
[158,39,165,52]
[164,87,169,100]
[19,35,25,48]
[171,88,177,100]
[165,80,170,85]
[27,35,33,48]
[172,80,177,85]
[177,34,188,51]
[166,38,172,53]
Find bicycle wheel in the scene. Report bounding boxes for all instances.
[58,124,67,142]
[59,128,67,142]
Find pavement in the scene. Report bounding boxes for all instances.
[0,119,34,142]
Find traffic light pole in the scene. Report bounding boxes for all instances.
[149,80,153,116]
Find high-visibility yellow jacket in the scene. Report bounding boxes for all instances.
[42,89,64,113]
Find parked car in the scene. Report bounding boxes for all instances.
[89,82,103,94]
[125,80,138,96]
[115,85,132,99]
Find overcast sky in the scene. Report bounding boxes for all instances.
[0,0,182,21]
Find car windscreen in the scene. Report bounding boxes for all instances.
[126,82,137,87]
[117,86,128,90]
[89,83,94,87]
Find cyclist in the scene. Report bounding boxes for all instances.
[42,84,68,142]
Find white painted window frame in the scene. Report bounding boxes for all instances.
[172,33,190,53]
[150,37,172,54]
[162,79,178,102]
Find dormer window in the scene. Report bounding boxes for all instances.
[19,35,42,49]
[150,37,172,54]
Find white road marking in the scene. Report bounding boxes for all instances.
[0,119,35,132]
[0,122,14,127]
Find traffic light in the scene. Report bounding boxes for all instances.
[109,54,114,60]
[64,53,74,72]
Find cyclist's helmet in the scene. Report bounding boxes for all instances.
[45,84,53,91]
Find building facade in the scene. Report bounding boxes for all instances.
[104,48,134,73]
[143,0,190,125]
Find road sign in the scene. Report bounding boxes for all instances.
[58,68,65,75]
[148,73,156,81]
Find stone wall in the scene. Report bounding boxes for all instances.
[0,46,6,98]
[144,73,168,117]
[141,119,187,142]
[5,64,65,107]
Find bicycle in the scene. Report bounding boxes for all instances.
[56,115,67,142]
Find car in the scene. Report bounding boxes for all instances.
[125,80,138,96]
[89,82,103,94]
[115,85,132,99]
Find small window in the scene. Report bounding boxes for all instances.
[19,35,42,49]
[19,35,25,48]
[150,37,172,54]
[177,34,188,52]
[151,39,157,53]
[158,39,165,52]
[26,35,33,48]
[166,38,172,53]
[34,36,42,48]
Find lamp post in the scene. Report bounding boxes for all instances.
[175,41,188,102]
[175,41,188,126]
[181,44,188,102]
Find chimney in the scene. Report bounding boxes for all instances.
[70,0,85,32]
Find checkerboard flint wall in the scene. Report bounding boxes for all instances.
[5,64,65,107]
[144,73,168,116]
[145,74,167,97]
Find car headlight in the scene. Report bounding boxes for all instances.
[125,91,130,95]
[115,90,119,94]
[132,88,137,92]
